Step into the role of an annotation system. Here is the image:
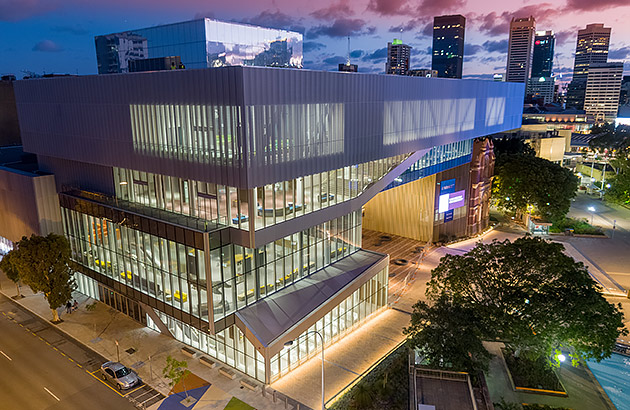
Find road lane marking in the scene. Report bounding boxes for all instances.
[86,370,126,396]
[123,384,145,397]
[43,387,60,401]
[0,351,12,361]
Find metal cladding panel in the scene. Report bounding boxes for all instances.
[15,68,248,190]
[241,67,523,187]
[15,67,522,190]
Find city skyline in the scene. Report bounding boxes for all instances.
[1,0,630,82]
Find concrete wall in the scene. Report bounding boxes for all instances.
[0,167,62,243]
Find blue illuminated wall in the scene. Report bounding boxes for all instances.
[383,140,473,191]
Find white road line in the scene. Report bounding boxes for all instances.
[43,387,60,401]
[0,350,12,361]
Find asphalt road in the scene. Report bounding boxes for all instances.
[0,294,138,410]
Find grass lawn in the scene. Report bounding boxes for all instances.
[224,397,255,410]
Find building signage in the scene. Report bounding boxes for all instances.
[440,178,456,194]
[444,209,454,222]
[438,189,466,213]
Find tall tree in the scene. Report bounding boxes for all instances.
[12,234,76,322]
[492,154,578,221]
[492,136,536,160]
[605,154,630,205]
[0,249,23,297]
[404,296,491,374]
[424,237,626,364]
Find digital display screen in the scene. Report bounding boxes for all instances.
[438,190,466,213]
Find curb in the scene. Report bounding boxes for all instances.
[0,287,168,397]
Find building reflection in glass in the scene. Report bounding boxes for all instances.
[95,18,303,74]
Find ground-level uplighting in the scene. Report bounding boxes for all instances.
[284,330,325,410]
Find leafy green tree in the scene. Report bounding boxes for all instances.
[163,355,190,398]
[404,296,491,374]
[605,154,630,204]
[492,136,536,159]
[0,249,23,297]
[588,123,629,152]
[12,234,76,322]
[426,237,626,364]
[492,154,578,221]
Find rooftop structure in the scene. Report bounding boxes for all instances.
[95,18,303,74]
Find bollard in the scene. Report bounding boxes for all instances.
[284,396,288,409]
[261,384,266,397]
[273,390,277,403]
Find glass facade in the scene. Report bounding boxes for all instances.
[129,102,345,166]
[143,266,388,383]
[271,267,388,382]
[384,140,473,191]
[210,211,362,322]
[114,154,407,230]
[383,99,476,145]
[432,15,465,79]
[62,201,363,324]
[62,207,210,320]
[96,19,303,74]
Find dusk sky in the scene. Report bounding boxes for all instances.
[1,0,630,82]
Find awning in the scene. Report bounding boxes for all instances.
[235,249,388,356]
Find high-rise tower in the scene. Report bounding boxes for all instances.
[431,15,466,79]
[566,24,612,109]
[505,16,536,83]
[386,39,411,75]
[531,30,555,78]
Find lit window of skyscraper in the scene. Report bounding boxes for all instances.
[432,15,466,79]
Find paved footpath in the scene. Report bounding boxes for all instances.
[0,267,296,410]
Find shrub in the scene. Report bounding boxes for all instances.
[550,217,603,235]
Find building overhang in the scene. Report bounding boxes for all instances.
[234,249,389,358]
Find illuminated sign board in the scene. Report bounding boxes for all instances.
[440,179,456,194]
[438,190,466,213]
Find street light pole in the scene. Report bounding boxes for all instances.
[588,206,595,225]
[284,330,325,410]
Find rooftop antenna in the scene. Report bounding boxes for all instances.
[346,36,351,66]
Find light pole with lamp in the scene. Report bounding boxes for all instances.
[284,330,325,410]
[588,206,596,225]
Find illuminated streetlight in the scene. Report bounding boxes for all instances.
[588,206,595,225]
[558,354,566,363]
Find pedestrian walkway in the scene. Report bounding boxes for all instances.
[0,270,295,410]
[558,241,626,296]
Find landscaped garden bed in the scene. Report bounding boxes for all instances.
[550,217,604,235]
[502,349,565,394]
[328,344,408,410]
[522,404,573,410]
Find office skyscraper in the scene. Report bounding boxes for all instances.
[432,15,466,79]
[386,39,411,75]
[573,24,611,82]
[505,16,536,83]
[531,31,555,78]
[567,24,612,110]
[584,62,624,122]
